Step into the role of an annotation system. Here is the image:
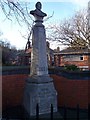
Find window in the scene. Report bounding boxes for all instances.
[80,56,83,61]
[62,55,84,61]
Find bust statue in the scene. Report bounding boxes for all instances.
[30,2,47,22]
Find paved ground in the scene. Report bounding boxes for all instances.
[2,105,88,120]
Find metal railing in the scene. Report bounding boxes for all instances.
[35,104,88,120]
[35,103,54,120]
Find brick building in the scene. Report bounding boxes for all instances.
[54,47,90,71]
[16,50,31,65]
[16,40,32,66]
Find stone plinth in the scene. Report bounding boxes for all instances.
[23,75,57,116]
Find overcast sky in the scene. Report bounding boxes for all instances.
[0,0,90,50]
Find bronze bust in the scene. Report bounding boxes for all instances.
[30,2,47,22]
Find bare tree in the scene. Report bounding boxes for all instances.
[1,0,35,32]
[48,9,89,49]
[0,0,34,49]
[0,0,54,49]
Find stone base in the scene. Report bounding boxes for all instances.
[23,75,57,116]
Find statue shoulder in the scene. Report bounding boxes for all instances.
[30,9,47,17]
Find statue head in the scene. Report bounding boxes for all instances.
[35,2,42,10]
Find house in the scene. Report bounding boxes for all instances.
[54,47,90,71]
[16,50,31,65]
[16,40,32,66]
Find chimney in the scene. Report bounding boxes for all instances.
[57,47,60,52]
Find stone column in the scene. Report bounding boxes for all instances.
[30,23,48,76]
[23,2,57,116]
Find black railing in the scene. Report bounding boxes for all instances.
[2,104,88,119]
[50,104,53,120]
[88,104,90,120]
[35,104,54,120]
[35,104,88,120]
[63,105,67,120]
[36,103,39,120]
[77,104,79,120]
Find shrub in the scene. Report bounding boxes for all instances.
[63,64,80,71]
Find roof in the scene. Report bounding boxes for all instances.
[54,47,90,55]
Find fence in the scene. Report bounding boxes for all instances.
[35,103,54,120]
[34,104,88,120]
[63,104,80,120]
[2,103,88,119]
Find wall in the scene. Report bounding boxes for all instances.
[2,67,89,110]
[2,74,27,110]
[52,75,88,109]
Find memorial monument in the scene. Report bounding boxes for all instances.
[23,2,57,116]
